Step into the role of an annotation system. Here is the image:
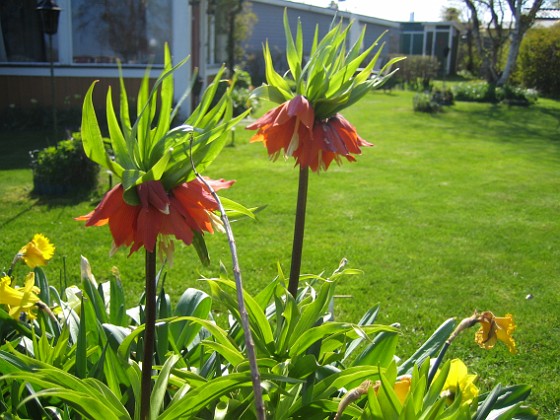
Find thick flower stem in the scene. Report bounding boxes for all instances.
[140,249,157,420]
[288,166,309,297]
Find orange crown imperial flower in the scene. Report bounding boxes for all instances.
[77,178,233,259]
[76,45,253,263]
[247,96,372,172]
[247,11,402,172]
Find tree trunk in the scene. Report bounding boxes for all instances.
[498,0,544,85]
[464,0,499,83]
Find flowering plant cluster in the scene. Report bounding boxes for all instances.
[0,14,535,420]
[247,12,401,172]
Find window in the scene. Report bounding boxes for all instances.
[207,4,228,66]
[401,32,424,56]
[72,0,172,65]
[0,0,55,63]
[0,0,173,65]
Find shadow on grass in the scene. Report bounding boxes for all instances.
[29,189,101,208]
[0,205,35,229]
[452,101,560,151]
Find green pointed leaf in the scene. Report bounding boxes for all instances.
[398,318,455,375]
[352,332,399,368]
[290,280,335,347]
[81,82,124,177]
[263,42,293,98]
[158,372,253,420]
[284,11,302,83]
[75,297,87,379]
[106,86,134,170]
[424,360,451,408]
[109,275,126,326]
[251,85,291,104]
[290,323,395,357]
[220,197,256,220]
[191,231,210,266]
[170,288,212,349]
[208,280,275,353]
[153,45,174,147]
[151,354,180,418]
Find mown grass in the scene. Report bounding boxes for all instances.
[1,90,559,417]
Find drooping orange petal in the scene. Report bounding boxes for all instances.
[78,178,232,257]
[287,95,314,130]
[138,180,170,214]
[246,103,284,130]
[204,177,235,192]
[161,198,195,245]
[107,199,139,248]
[76,184,125,227]
[136,206,164,253]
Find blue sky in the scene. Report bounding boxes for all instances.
[295,0,453,22]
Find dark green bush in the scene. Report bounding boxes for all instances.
[390,55,440,91]
[30,133,99,197]
[413,93,441,113]
[518,23,560,98]
[499,85,538,106]
[210,68,260,116]
[431,89,454,106]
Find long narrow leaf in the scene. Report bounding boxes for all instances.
[150,354,180,418]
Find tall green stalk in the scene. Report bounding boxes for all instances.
[288,166,309,297]
[140,249,157,420]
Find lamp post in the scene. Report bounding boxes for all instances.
[36,0,61,139]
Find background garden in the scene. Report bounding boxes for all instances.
[1,86,559,417]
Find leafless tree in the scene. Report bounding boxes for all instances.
[460,0,545,85]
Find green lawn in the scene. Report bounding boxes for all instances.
[1,90,559,418]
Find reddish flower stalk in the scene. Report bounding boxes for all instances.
[140,249,157,420]
[77,177,233,418]
[248,96,372,295]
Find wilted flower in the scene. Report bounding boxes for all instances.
[475,311,517,354]
[0,273,41,321]
[440,359,479,404]
[18,233,55,268]
[77,178,233,259]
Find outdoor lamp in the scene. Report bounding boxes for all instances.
[36,0,61,35]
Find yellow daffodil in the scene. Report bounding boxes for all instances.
[18,234,55,268]
[0,273,41,321]
[441,359,479,404]
[475,311,517,354]
[394,376,412,404]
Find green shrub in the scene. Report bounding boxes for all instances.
[453,81,497,102]
[431,88,454,106]
[211,68,260,117]
[413,93,441,113]
[30,134,99,197]
[391,55,440,91]
[499,84,538,106]
[453,82,538,105]
[518,23,560,98]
